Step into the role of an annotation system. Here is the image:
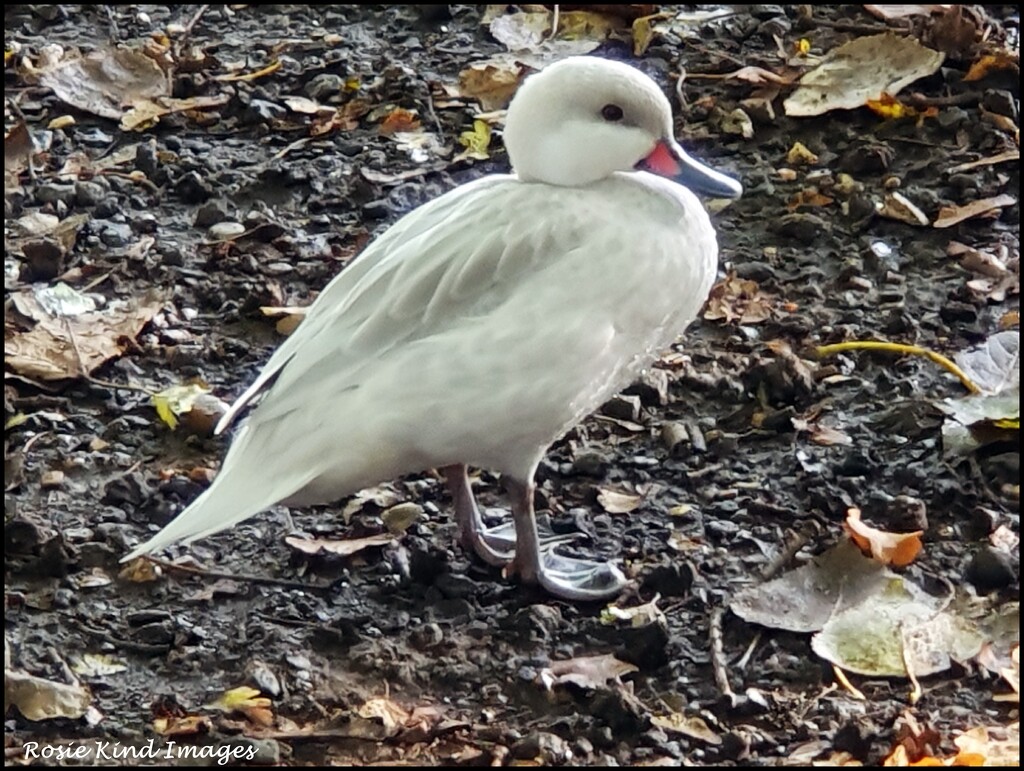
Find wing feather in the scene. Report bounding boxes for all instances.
[217,175,562,431]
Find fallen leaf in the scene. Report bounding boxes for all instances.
[5,291,165,381]
[843,507,923,567]
[118,558,162,583]
[596,487,643,514]
[68,568,114,590]
[786,141,819,166]
[5,669,91,720]
[787,189,834,211]
[489,11,550,50]
[358,696,410,735]
[539,654,638,690]
[954,330,1019,395]
[878,191,931,226]
[651,712,722,744]
[953,722,1020,765]
[71,654,128,678]
[933,194,1017,228]
[948,241,1009,278]
[457,61,525,111]
[996,645,1019,702]
[865,93,915,119]
[963,52,1020,82]
[381,502,423,535]
[5,118,35,189]
[812,576,985,677]
[120,94,230,131]
[731,541,891,633]
[703,273,774,325]
[379,107,422,135]
[207,685,271,712]
[600,595,665,627]
[807,423,853,446]
[153,715,212,736]
[285,533,395,557]
[310,98,373,136]
[784,34,944,117]
[39,47,170,120]
[152,382,212,430]
[455,118,492,161]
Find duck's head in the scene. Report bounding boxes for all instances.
[504,56,742,197]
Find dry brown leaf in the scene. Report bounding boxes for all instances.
[843,507,923,567]
[596,487,643,514]
[933,194,1017,228]
[963,52,1020,82]
[948,241,1009,278]
[120,94,230,131]
[878,191,931,226]
[358,697,410,735]
[952,722,1020,765]
[650,713,722,745]
[457,61,525,111]
[152,714,212,736]
[540,653,638,690]
[118,558,162,583]
[787,189,834,211]
[285,533,395,557]
[5,118,34,189]
[39,47,170,120]
[5,291,164,381]
[704,273,774,325]
[310,98,373,136]
[808,424,853,447]
[379,107,422,135]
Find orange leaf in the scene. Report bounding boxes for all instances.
[379,107,421,135]
[963,53,1020,82]
[843,507,923,567]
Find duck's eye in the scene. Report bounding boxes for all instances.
[601,104,624,122]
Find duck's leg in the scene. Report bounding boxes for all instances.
[445,464,511,565]
[444,464,576,566]
[505,476,628,601]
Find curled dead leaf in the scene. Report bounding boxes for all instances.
[843,507,923,567]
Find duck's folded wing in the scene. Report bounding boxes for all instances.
[216,176,564,431]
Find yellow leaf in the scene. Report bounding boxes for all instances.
[866,93,913,119]
[208,686,272,713]
[152,382,211,430]
[632,17,655,56]
[457,119,492,161]
[795,38,811,56]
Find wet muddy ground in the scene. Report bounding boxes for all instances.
[5,4,1019,766]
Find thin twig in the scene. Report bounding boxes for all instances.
[760,523,819,582]
[674,68,687,112]
[902,91,984,108]
[709,606,734,698]
[176,4,210,53]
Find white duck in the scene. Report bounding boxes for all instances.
[124,56,741,600]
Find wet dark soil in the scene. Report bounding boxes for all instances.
[5,4,1019,766]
